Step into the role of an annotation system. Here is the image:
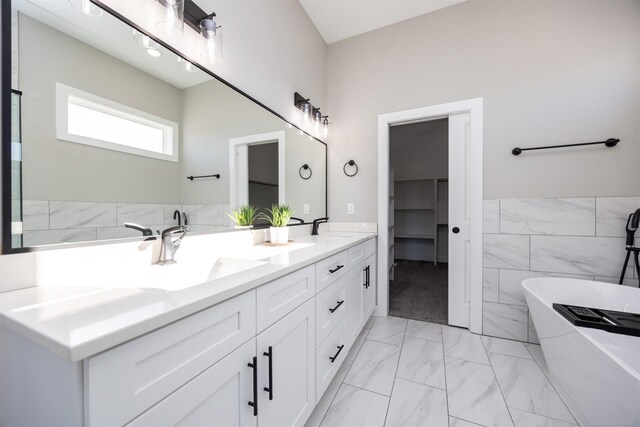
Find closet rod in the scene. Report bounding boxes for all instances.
[512,138,619,156]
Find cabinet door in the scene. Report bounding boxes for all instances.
[346,263,365,347]
[363,255,377,318]
[127,339,257,427]
[257,298,315,427]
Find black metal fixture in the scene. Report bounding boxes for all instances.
[343,160,358,177]
[618,208,640,287]
[263,346,274,400]
[329,265,344,274]
[247,356,258,416]
[512,138,619,156]
[187,173,220,180]
[329,345,345,363]
[329,300,344,313]
[294,92,329,138]
[363,265,370,289]
[311,217,329,235]
[299,164,312,180]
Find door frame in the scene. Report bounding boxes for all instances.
[229,131,286,209]
[377,98,483,334]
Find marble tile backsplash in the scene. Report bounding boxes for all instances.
[21,200,231,246]
[483,196,640,344]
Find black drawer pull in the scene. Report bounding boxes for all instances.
[329,300,344,313]
[366,265,370,288]
[329,265,344,274]
[248,357,258,416]
[329,345,345,363]
[363,266,368,288]
[263,346,273,400]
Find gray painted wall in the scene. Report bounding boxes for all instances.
[327,0,640,222]
[19,14,183,204]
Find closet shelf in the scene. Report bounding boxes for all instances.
[395,207,435,211]
[395,234,435,240]
[395,177,447,183]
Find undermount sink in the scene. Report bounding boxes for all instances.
[131,257,268,291]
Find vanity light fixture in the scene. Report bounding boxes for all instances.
[68,0,103,17]
[294,92,329,138]
[156,0,185,38]
[199,13,222,63]
[177,57,197,72]
[132,29,162,57]
[322,116,330,139]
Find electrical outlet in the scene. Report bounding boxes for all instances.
[347,203,355,215]
[303,204,310,214]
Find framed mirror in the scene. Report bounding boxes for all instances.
[1,0,327,253]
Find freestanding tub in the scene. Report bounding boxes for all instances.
[523,278,640,427]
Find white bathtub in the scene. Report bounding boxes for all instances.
[523,278,640,427]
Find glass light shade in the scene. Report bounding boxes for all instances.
[200,20,222,64]
[132,30,162,57]
[156,0,184,38]
[302,102,312,123]
[323,118,329,139]
[68,0,103,17]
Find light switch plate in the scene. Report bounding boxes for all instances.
[303,204,310,214]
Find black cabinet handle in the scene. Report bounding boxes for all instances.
[263,346,273,400]
[363,265,370,288]
[248,357,258,416]
[329,265,344,274]
[329,345,345,363]
[367,265,371,288]
[329,300,344,313]
[452,227,460,234]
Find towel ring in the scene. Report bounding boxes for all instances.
[343,160,358,177]
[299,164,312,180]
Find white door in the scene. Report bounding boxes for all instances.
[126,339,257,427]
[448,112,471,328]
[257,298,315,427]
[346,264,365,346]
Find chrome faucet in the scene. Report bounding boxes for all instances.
[311,217,329,235]
[157,225,189,265]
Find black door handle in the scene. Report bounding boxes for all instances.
[329,345,345,363]
[452,227,460,234]
[248,356,258,416]
[329,265,344,274]
[329,300,344,313]
[263,346,273,400]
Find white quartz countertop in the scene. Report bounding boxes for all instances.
[0,231,376,362]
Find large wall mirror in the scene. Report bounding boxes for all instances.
[2,0,327,252]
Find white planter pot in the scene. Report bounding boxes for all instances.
[234,225,252,230]
[269,227,289,244]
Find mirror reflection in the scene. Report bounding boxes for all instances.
[9,0,326,249]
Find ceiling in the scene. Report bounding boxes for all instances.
[299,0,466,44]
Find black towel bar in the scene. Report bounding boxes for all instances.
[512,138,619,156]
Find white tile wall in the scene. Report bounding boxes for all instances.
[21,200,230,245]
[483,196,640,344]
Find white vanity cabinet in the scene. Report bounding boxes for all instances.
[1,236,377,427]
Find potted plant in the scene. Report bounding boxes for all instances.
[226,205,259,229]
[264,204,294,244]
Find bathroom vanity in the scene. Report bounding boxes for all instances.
[1,231,377,426]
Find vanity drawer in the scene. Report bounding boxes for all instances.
[316,275,347,346]
[316,319,348,402]
[315,250,349,293]
[85,291,256,427]
[347,238,376,267]
[257,265,316,332]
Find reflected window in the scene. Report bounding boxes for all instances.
[55,83,178,161]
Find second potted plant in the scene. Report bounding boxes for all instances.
[264,204,294,244]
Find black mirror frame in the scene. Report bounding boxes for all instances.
[0,0,327,254]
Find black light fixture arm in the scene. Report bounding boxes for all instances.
[512,138,619,156]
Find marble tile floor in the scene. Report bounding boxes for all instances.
[306,316,578,427]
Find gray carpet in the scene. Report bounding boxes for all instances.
[389,260,448,324]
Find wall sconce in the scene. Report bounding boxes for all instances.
[294,92,329,138]
[156,0,185,37]
[132,29,162,57]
